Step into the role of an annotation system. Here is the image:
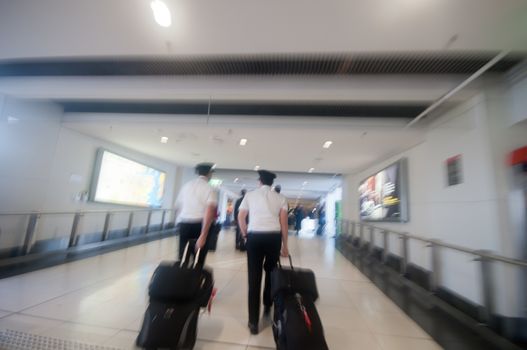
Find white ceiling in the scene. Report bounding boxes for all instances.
[0,75,479,103]
[62,113,426,174]
[1,0,523,197]
[0,0,526,60]
[212,169,341,200]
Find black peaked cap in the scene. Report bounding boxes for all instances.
[258,170,277,183]
[195,162,215,174]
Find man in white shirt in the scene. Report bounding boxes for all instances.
[175,163,218,263]
[238,170,289,334]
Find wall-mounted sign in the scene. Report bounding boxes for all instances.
[209,178,223,187]
[446,155,463,186]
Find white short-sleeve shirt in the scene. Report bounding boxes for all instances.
[239,185,288,232]
[176,176,218,223]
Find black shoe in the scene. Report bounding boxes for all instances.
[248,322,258,334]
[263,305,271,317]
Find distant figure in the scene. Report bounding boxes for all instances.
[234,189,247,250]
[174,163,218,263]
[316,205,326,236]
[274,185,281,193]
[294,205,305,235]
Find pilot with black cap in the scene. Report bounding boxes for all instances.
[238,169,289,334]
[174,162,218,263]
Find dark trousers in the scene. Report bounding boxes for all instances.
[246,233,282,325]
[235,224,241,248]
[178,222,209,266]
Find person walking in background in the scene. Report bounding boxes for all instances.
[294,204,304,235]
[174,163,217,263]
[316,205,326,236]
[238,170,289,335]
[234,189,247,250]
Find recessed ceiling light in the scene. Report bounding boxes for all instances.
[7,116,19,124]
[151,0,171,27]
[239,138,248,146]
[160,136,168,143]
[254,165,260,171]
[323,141,333,149]
[308,168,315,173]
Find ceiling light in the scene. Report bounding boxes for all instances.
[239,138,248,146]
[254,165,260,171]
[234,178,239,183]
[151,0,172,27]
[7,116,19,124]
[323,141,333,149]
[308,168,315,173]
[160,136,168,143]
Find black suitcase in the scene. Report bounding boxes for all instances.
[273,293,328,350]
[271,255,328,350]
[137,242,214,349]
[271,255,318,301]
[138,301,199,350]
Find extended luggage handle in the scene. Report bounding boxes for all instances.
[278,254,294,271]
[180,240,202,269]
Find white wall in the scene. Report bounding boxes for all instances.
[324,187,342,236]
[509,69,527,126]
[341,75,527,316]
[0,94,182,249]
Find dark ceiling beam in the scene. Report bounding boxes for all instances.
[61,100,428,118]
[0,52,523,77]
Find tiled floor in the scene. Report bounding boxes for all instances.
[0,229,442,349]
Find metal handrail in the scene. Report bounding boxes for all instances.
[0,208,178,258]
[337,219,527,325]
[342,220,527,268]
[0,208,172,216]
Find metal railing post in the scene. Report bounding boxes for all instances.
[145,210,152,234]
[476,250,495,323]
[101,212,112,241]
[369,226,375,254]
[22,213,39,255]
[68,212,82,247]
[359,223,364,247]
[382,230,389,263]
[430,240,442,292]
[127,212,134,237]
[160,210,167,231]
[400,233,409,274]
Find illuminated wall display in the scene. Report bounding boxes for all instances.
[90,149,166,207]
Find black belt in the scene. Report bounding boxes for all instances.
[248,231,281,235]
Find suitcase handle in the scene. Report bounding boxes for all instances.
[180,240,202,268]
[278,254,294,270]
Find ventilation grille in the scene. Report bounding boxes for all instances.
[61,100,427,118]
[0,52,522,76]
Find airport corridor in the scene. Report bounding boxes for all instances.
[0,230,440,350]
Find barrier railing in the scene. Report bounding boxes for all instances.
[0,208,177,262]
[337,219,527,323]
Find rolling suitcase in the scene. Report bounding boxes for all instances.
[271,255,328,350]
[136,242,214,349]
